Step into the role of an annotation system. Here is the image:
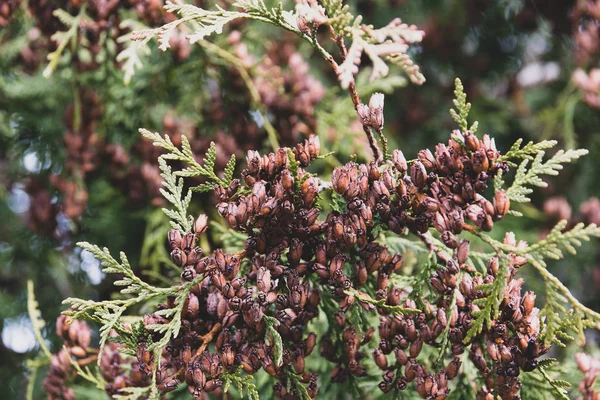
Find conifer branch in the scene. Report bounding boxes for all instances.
[521,358,570,400]
[140,129,234,188]
[449,78,478,133]
[158,158,194,232]
[463,261,509,343]
[27,280,53,360]
[43,6,88,78]
[221,371,260,400]
[506,148,588,203]
[263,315,283,367]
[345,288,421,315]
[498,138,558,166]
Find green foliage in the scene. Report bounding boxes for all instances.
[222,371,260,400]
[139,210,173,276]
[498,138,558,166]
[322,0,354,35]
[108,321,150,357]
[345,288,421,315]
[504,146,588,203]
[464,261,509,343]
[224,154,237,185]
[474,219,600,347]
[286,148,306,199]
[43,6,88,78]
[27,280,52,360]
[144,274,206,352]
[140,129,234,188]
[158,158,194,232]
[62,242,179,368]
[526,220,600,262]
[521,358,571,400]
[449,78,478,133]
[263,315,283,367]
[116,20,152,85]
[336,19,425,89]
[285,370,311,400]
[124,0,424,91]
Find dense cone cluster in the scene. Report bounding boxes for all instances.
[41,131,574,399]
[369,232,547,400]
[131,133,543,399]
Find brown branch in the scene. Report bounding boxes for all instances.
[362,125,382,163]
[415,231,436,254]
[76,354,98,367]
[328,28,382,162]
[195,322,222,356]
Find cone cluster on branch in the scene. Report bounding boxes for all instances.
[41,128,565,399]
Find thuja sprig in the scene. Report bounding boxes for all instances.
[43,5,88,78]
[528,256,600,346]
[116,19,152,85]
[159,158,194,232]
[321,0,353,35]
[27,280,53,360]
[26,281,52,400]
[505,147,588,204]
[145,274,207,351]
[285,370,312,400]
[140,128,235,190]
[498,138,558,166]
[470,221,600,347]
[464,260,509,343]
[128,1,423,162]
[127,0,424,91]
[345,288,421,315]
[108,321,150,357]
[449,78,478,133]
[222,371,260,400]
[263,315,284,367]
[475,220,600,263]
[526,220,600,262]
[62,243,170,366]
[520,358,571,400]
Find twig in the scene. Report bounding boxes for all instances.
[321,29,382,162]
[76,354,98,367]
[415,231,436,254]
[528,257,600,322]
[196,322,222,355]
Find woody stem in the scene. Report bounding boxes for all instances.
[196,323,222,356]
[323,28,382,162]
